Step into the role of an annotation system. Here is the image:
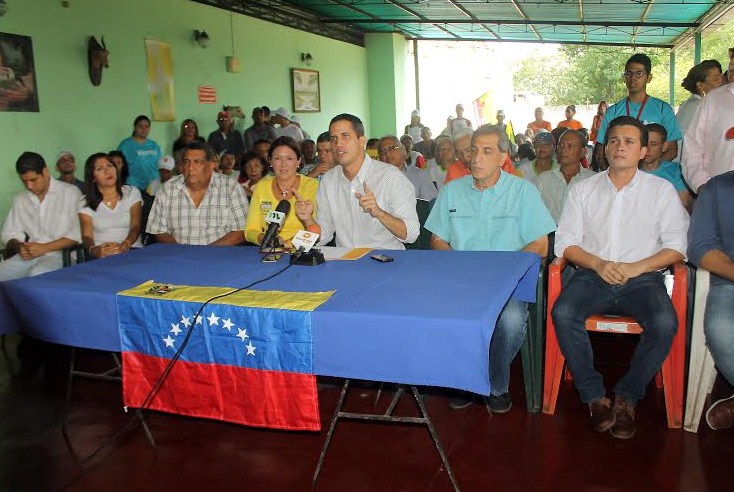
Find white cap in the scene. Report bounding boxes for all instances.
[158,155,175,170]
[56,150,74,163]
[273,107,290,119]
[411,109,420,118]
[290,115,301,124]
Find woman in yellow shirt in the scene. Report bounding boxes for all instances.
[245,136,318,247]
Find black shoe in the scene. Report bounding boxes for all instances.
[486,393,512,414]
[610,395,636,440]
[448,392,474,410]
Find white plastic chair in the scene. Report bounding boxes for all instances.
[684,269,719,433]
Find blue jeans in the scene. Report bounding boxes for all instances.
[551,268,677,404]
[705,281,734,386]
[489,297,529,396]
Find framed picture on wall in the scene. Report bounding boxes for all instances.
[0,32,39,112]
[291,68,320,113]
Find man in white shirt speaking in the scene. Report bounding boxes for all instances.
[1,151,81,281]
[552,116,688,439]
[295,114,419,249]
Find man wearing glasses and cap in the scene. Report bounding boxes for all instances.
[593,53,681,170]
[207,110,244,157]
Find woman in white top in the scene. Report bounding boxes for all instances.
[79,153,143,259]
[677,60,723,134]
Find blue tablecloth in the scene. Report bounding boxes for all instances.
[0,244,540,395]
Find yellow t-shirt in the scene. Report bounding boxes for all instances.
[244,175,319,245]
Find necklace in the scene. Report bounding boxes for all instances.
[276,178,297,197]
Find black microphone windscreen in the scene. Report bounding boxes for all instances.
[275,199,291,214]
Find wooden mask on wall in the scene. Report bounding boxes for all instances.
[88,36,109,86]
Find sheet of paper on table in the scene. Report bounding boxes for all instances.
[319,247,373,261]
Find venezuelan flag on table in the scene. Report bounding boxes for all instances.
[116,281,334,431]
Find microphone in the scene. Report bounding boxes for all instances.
[260,199,291,251]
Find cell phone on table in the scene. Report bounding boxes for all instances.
[371,254,394,263]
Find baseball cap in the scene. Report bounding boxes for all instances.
[158,155,175,170]
[533,131,554,146]
[411,109,420,118]
[56,150,74,163]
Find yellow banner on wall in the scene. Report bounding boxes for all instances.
[144,39,175,122]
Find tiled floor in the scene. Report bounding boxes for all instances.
[1,334,732,492]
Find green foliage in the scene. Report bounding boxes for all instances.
[514,23,733,108]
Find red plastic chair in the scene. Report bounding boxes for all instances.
[542,258,687,428]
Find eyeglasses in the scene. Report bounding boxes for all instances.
[377,145,402,156]
[623,70,649,80]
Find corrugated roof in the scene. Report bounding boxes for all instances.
[194,0,734,47]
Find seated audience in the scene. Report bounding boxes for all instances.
[55,150,84,193]
[517,131,558,187]
[295,114,419,249]
[243,107,277,152]
[118,114,162,193]
[79,153,142,258]
[378,135,438,201]
[365,138,380,159]
[425,124,555,412]
[537,129,596,223]
[245,137,318,248]
[219,151,239,180]
[252,138,272,163]
[108,150,130,184]
[0,151,81,281]
[146,141,248,245]
[426,135,455,191]
[641,124,692,212]
[148,155,175,196]
[172,118,205,154]
[445,128,474,183]
[400,134,425,169]
[207,110,244,157]
[552,116,688,439]
[687,170,734,430]
[238,152,268,198]
[300,139,318,173]
[413,127,435,160]
[306,132,337,180]
[272,107,305,142]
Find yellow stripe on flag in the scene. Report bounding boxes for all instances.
[118,280,334,311]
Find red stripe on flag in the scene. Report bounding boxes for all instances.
[122,352,320,431]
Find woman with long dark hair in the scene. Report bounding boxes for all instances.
[79,153,142,258]
[172,118,205,154]
[117,115,162,192]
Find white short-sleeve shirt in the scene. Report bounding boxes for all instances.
[79,185,143,247]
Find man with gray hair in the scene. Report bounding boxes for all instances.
[425,124,556,412]
[444,127,475,184]
[378,135,438,201]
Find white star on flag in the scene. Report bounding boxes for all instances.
[237,328,249,341]
[245,341,256,356]
[207,312,220,326]
[163,335,175,348]
[180,315,191,328]
[222,318,234,331]
[170,323,182,336]
[195,315,203,325]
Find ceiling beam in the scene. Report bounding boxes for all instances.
[327,0,415,39]
[360,34,674,49]
[320,18,698,28]
[444,0,501,40]
[383,0,460,39]
[578,0,587,44]
[509,0,542,41]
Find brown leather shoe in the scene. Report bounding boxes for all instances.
[706,394,734,430]
[610,395,636,439]
[589,397,615,433]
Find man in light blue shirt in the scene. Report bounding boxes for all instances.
[425,124,556,413]
[594,53,682,170]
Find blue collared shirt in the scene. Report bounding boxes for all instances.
[425,171,556,251]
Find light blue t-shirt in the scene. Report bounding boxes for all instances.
[425,171,556,251]
[597,95,682,144]
[644,160,687,192]
[118,137,163,190]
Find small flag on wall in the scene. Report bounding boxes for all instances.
[198,85,216,104]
